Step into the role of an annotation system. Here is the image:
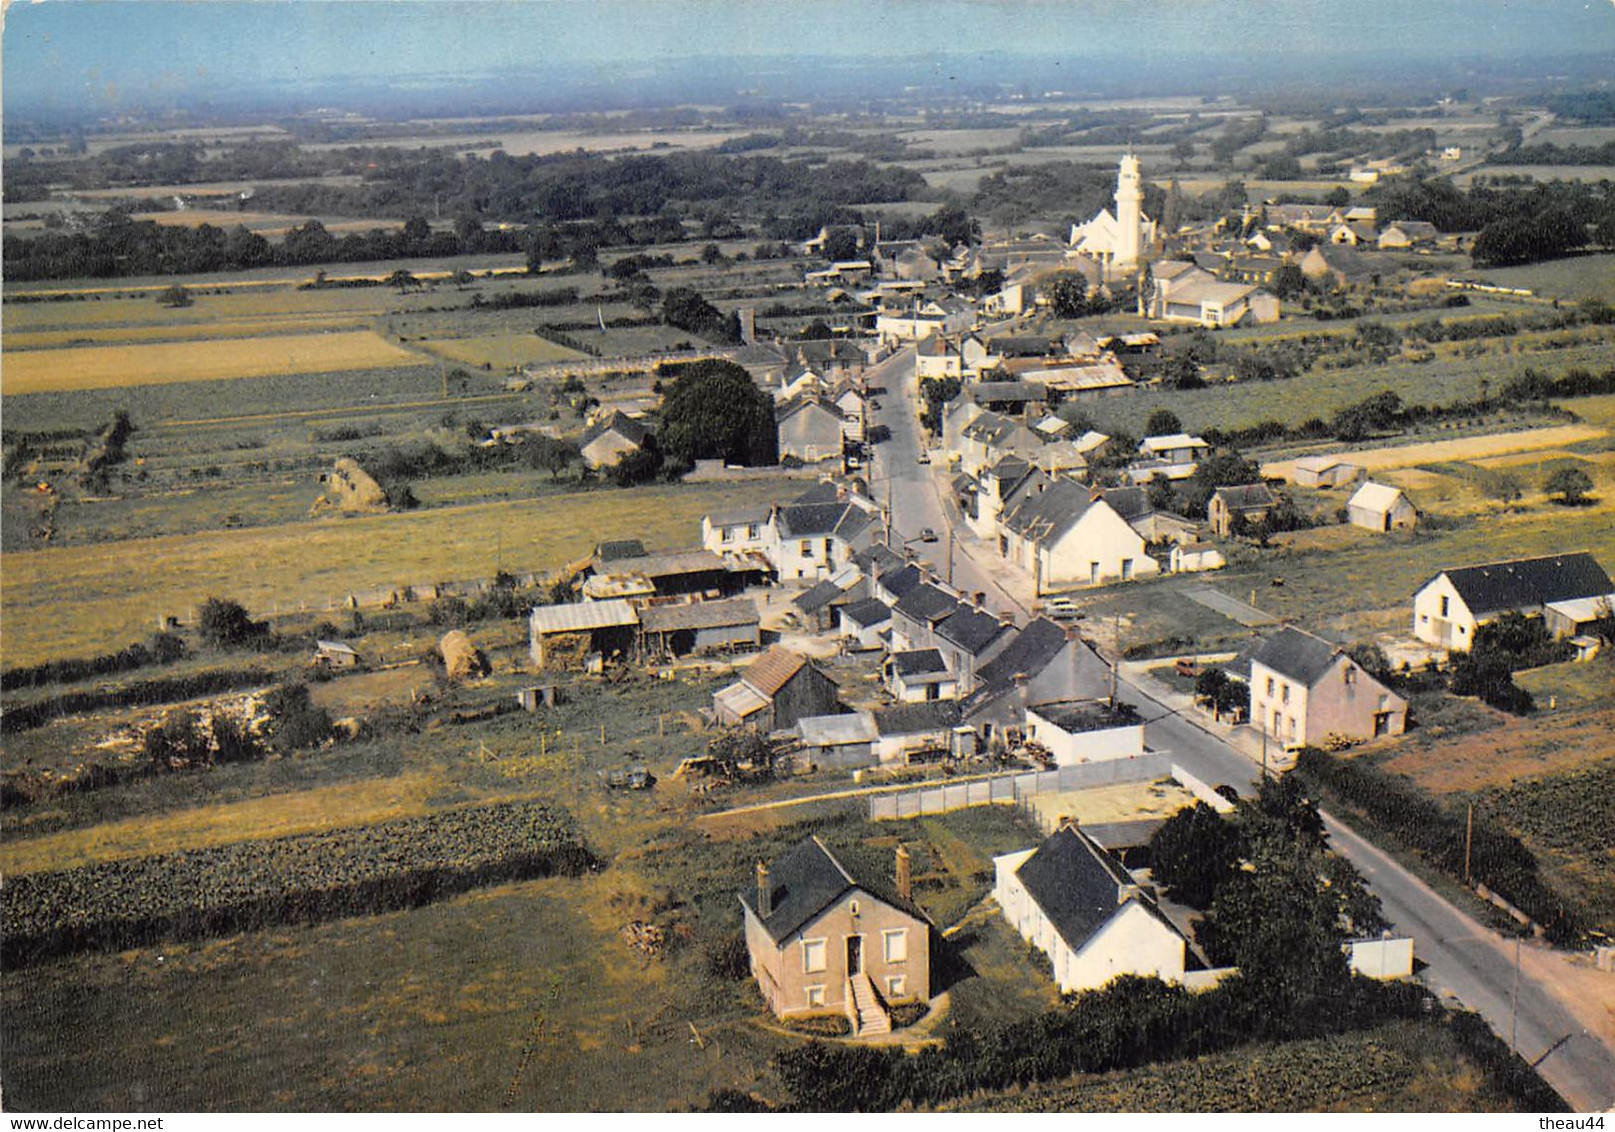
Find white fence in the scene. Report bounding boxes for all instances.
[869,753,1172,821]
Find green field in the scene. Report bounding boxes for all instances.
[1456,254,1615,304]
[419,332,587,369]
[0,479,784,665]
[947,1020,1530,1112]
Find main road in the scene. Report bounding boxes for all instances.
[866,338,1615,1112]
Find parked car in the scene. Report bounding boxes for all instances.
[916,451,931,464]
[1043,597,1082,620]
[918,527,938,543]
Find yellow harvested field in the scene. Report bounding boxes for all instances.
[420,332,587,369]
[1261,424,1607,480]
[2,330,427,393]
[1024,779,1198,830]
[132,210,402,236]
[0,772,445,875]
[0,480,784,665]
[4,314,371,350]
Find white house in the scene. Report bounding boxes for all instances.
[872,701,967,764]
[777,397,847,464]
[1129,434,1211,483]
[1249,626,1407,748]
[883,648,959,702]
[1170,541,1226,574]
[1346,482,1418,532]
[702,507,772,558]
[1412,552,1614,651]
[999,480,1160,595]
[915,333,965,381]
[767,494,879,583]
[1024,700,1145,766]
[994,823,1194,995]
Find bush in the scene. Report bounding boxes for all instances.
[197,596,270,650]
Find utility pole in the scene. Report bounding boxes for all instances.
[1464,802,1474,886]
[1260,718,1269,780]
[1511,935,1521,1052]
[1109,611,1120,707]
[946,525,954,587]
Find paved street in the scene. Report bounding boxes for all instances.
[870,336,1615,1111]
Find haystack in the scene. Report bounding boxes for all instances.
[439,630,490,680]
[311,457,391,515]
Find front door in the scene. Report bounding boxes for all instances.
[846,935,863,976]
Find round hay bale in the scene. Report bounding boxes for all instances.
[439,630,490,680]
[311,457,392,515]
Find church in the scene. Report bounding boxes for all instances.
[1069,153,1156,280]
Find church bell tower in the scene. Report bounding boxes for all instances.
[1114,151,1143,272]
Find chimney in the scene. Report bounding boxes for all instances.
[999,611,1016,628]
[756,862,772,918]
[895,844,912,903]
[974,591,986,609]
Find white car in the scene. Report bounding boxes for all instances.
[1042,598,1082,621]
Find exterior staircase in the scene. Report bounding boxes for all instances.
[845,972,891,1037]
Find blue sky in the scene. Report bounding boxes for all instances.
[5,0,1615,113]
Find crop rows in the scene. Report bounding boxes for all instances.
[2,800,591,968]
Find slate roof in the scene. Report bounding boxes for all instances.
[706,507,771,529]
[852,544,904,576]
[879,563,924,600]
[794,579,847,614]
[792,481,844,505]
[840,597,894,628]
[988,335,1053,357]
[975,618,1070,692]
[776,501,872,541]
[741,645,811,698]
[1211,484,1276,511]
[966,381,1046,404]
[888,648,949,677]
[581,411,652,449]
[1435,553,1613,617]
[935,606,1013,656]
[1014,825,1188,955]
[873,700,962,736]
[988,454,1031,484]
[895,582,964,624]
[740,836,926,944]
[1249,626,1344,687]
[1001,479,1104,543]
[1100,486,1154,523]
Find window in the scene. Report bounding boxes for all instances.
[721,527,733,543]
[805,985,826,1008]
[1344,666,1356,685]
[885,975,907,998]
[799,540,812,556]
[824,538,833,557]
[882,929,908,964]
[802,938,827,973]
[1266,677,1275,697]
[1440,595,1450,618]
[1281,683,1290,704]
[747,524,759,540]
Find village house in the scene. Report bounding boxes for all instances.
[1146,263,1280,328]
[579,411,653,470]
[1248,626,1407,748]
[1346,482,1418,532]
[1170,541,1227,574]
[994,823,1196,995]
[1207,483,1277,537]
[883,648,959,702]
[914,332,965,381]
[958,411,1048,478]
[999,480,1160,594]
[1377,221,1440,250]
[712,645,843,732]
[313,639,362,670]
[932,603,1018,692]
[1412,552,1614,651]
[791,568,865,633]
[838,596,894,650]
[1023,700,1145,766]
[890,580,966,652]
[776,396,848,464]
[701,507,772,559]
[741,838,931,1033]
[872,701,969,764]
[963,620,1110,748]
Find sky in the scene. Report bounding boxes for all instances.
[5,0,1615,115]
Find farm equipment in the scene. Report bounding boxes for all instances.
[604,765,655,790]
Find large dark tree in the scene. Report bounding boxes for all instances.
[657,360,778,467]
[1148,802,1243,909]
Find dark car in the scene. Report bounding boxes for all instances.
[919,527,938,543]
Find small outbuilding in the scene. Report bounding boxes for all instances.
[883,648,959,703]
[713,645,842,732]
[529,599,639,669]
[794,712,879,770]
[1024,700,1145,765]
[1346,482,1418,532]
[314,639,362,669]
[1292,455,1363,489]
[639,597,760,658]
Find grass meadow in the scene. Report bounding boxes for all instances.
[419,332,588,369]
[0,479,785,665]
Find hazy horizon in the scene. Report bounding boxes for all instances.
[5,0,1614,124]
